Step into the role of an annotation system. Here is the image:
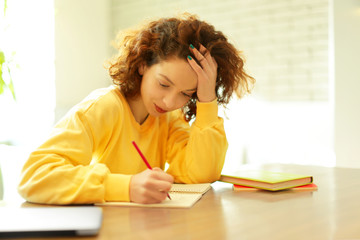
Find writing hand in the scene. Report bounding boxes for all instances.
[129,168,174,204]
[187,44,218,103]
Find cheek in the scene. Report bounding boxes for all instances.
[151,84,163,98]
[175,97,190,109]
[141,77,157,97]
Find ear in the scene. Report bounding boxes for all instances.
[138,63,145,76]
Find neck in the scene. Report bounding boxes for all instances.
[126,95,149,124]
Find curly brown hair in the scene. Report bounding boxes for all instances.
[107,13,255,122]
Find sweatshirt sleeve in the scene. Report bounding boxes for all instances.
[18,94,132,204]
[165,99,228,183]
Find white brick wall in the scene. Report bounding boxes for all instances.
[110,0,329,101]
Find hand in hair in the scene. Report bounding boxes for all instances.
[187,44,218,103]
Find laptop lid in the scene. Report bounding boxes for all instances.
[0,206,103,237]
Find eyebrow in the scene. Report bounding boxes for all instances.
[159,74,197,92]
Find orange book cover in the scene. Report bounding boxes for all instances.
[233,183,318,192]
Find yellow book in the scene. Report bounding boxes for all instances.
[219,170,313,191]
[97,183,211,208]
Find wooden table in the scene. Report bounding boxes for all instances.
[5,164,360,239]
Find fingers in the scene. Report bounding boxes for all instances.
[187,48,211,86]
[187,43,218,102]
[153,167,174,183]
[189,44,217,72]
[129,169,174,204]
[190,44,211,72]
[199,44,217,70]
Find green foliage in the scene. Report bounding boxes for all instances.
[0,0,16,100]
[3,0,7,16]
[0,50,16,100]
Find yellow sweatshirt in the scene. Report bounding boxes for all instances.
[18,86,228,204]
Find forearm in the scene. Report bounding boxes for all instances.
[18,152,107,204]
[166,100,228,183]
[18,152,132,204]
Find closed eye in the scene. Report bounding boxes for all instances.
[182,92,193,98]
[159,82,169,88]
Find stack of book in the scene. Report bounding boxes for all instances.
[219,170,317,192]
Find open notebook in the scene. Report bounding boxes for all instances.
[98,183,211,208]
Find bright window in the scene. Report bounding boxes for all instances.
[0,0,55,147]
[0,0,55,201]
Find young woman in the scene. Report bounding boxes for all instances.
[18,14,254,204]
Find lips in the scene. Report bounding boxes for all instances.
[154,104,167,113]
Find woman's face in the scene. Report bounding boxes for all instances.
[140,57,197,117]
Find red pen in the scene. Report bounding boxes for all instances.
[132,141,172,200]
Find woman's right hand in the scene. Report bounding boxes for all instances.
[129,168,174,204]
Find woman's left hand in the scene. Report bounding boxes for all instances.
[187,44,218,103]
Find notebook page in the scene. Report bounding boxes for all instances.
[98,193,203,208]
[170,183,211,194]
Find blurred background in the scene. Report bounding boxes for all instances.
[0,0,359,200]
